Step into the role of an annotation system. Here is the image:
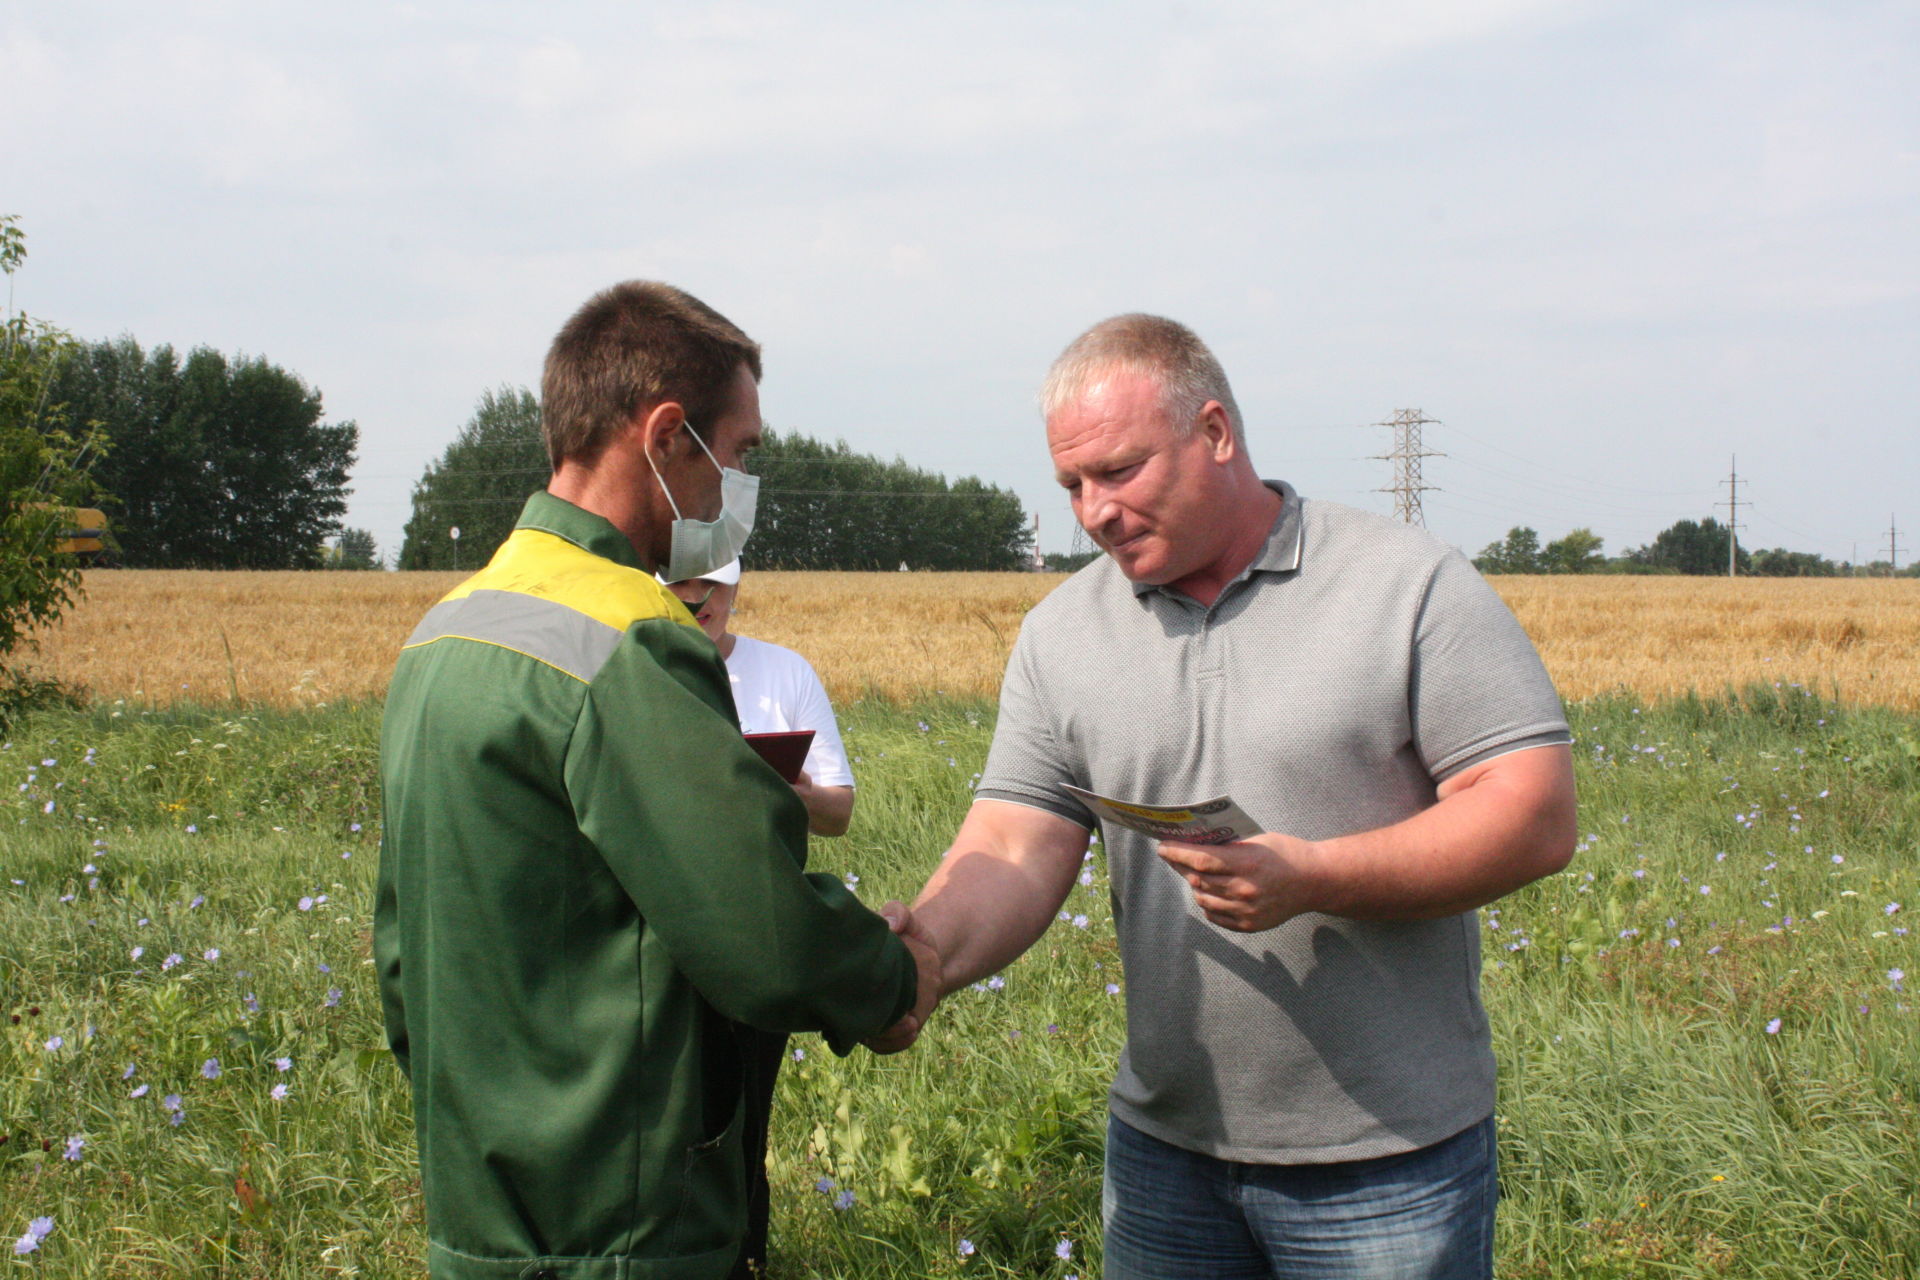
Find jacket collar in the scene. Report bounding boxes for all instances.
[514,490,646,571]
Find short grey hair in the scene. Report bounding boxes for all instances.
[1039,313,1242,442]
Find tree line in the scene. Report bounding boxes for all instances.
[1474,518,1917,576]
[397,388,1033,572]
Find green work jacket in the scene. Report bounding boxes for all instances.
[375,492,917,1280]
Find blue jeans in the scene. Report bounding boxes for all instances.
[1102,1113,1497,1280]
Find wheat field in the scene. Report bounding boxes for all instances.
[20,570,1920,710]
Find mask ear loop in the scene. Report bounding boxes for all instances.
[644,427,687,521]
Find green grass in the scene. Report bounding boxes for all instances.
[1,686,1916,1277]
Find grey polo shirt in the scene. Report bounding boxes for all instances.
[976,480,1570,1163]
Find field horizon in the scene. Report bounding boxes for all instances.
[20,570,1920,713]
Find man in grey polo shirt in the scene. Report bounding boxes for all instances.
[893,314,1576,1278]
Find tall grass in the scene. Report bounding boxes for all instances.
[2,688,1916,1277]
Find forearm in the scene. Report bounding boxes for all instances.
[803,785,855,837]
[911,803,1087,993]
[1304,749,1577,920]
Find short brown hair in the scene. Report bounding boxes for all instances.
[541,281,763,469]
[1040,313,1242,442]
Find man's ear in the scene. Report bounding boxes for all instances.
[633,401,690,465]
[1197,401,1237,462]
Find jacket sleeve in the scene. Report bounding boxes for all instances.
[371,828,411,1078]
[563,618,917,1054]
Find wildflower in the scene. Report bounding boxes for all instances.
[1078,869,1094,887]
[161,1093,182,1113]
[1832,854,1844,865]
[1072,914,1089,929]
[44,1035,62,1052]
[201,1058,221,1080]
[1707,946,1722,956]
[350,822,362,832]
[323,988,342,1008]
[815,1177,836,1194]
[1890,969,1906,989]
[298,897,314,911]
[1105,983,1120,995]
[270,1083,289,1102]
[203,948,220,962]
[1699,886,1711,895]
[843,873,860,890]
[62,1136,83,1161]
[14,1214,55,1254]
[185,825,197,834]
[1056,1237,1074,1261]
[834,1189,855,1211]
[1765,1018,1782,1035]
[129,1084,149,1099]
[161,953,182,970]
[243,994,260,1013]
[122,1063,137,1079]
[273,1056,292,1072]
[1888,903,1902,916]
[958,1238,976,1258]
[791,1048,805,1062]
[986,975,1005,991]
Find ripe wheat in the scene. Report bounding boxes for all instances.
[25,571,1920,710]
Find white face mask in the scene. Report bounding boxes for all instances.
[648,424,759,582]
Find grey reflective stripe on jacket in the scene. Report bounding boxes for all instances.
[405,589,626,685]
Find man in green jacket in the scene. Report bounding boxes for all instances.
[376,280,937,1280]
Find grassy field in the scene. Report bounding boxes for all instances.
[22,570,1920,710]
[3,687,1917,1277]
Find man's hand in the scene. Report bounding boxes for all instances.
[864,901,943,1054]
[1157,833,1321,933]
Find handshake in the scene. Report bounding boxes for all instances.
[866,900,944,1054]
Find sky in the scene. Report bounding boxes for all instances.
[5,1,1916,564]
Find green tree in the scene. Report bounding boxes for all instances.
[1542,527,1606,574]
[1749,547,1839,577]
[397,386,546,570]
[47,335,357,567]
[1473,526,1542,574]
[325,527,382,570]
[0,215,108,678]
[1626,518,1749,575]
[747,428,1031,570]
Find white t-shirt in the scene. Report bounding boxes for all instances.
[724,635,856,788]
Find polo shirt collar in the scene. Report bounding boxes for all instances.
[514,490,646,571]
[1130,478,1303,598]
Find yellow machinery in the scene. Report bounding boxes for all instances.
[57,508,107,554]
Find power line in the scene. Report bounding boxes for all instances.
[1888,514,1905,574]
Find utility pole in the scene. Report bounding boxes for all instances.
[1370,409,1443,526]
[1888,514,1904,576]
[1720,455,1748,577]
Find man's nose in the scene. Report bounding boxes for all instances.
[1080,483,1121,532]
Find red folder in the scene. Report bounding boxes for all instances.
[744,730,814,783]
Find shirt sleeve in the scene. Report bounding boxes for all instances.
[974,615,1095,828]
[791,659,856,788]
[1410,551,1572,781]
[564,619,916,1053]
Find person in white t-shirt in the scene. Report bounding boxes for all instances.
[664,558,856,836]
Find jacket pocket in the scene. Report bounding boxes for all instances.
[669,1100,747,1256]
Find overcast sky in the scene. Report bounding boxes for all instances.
[6,1,1916,563]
